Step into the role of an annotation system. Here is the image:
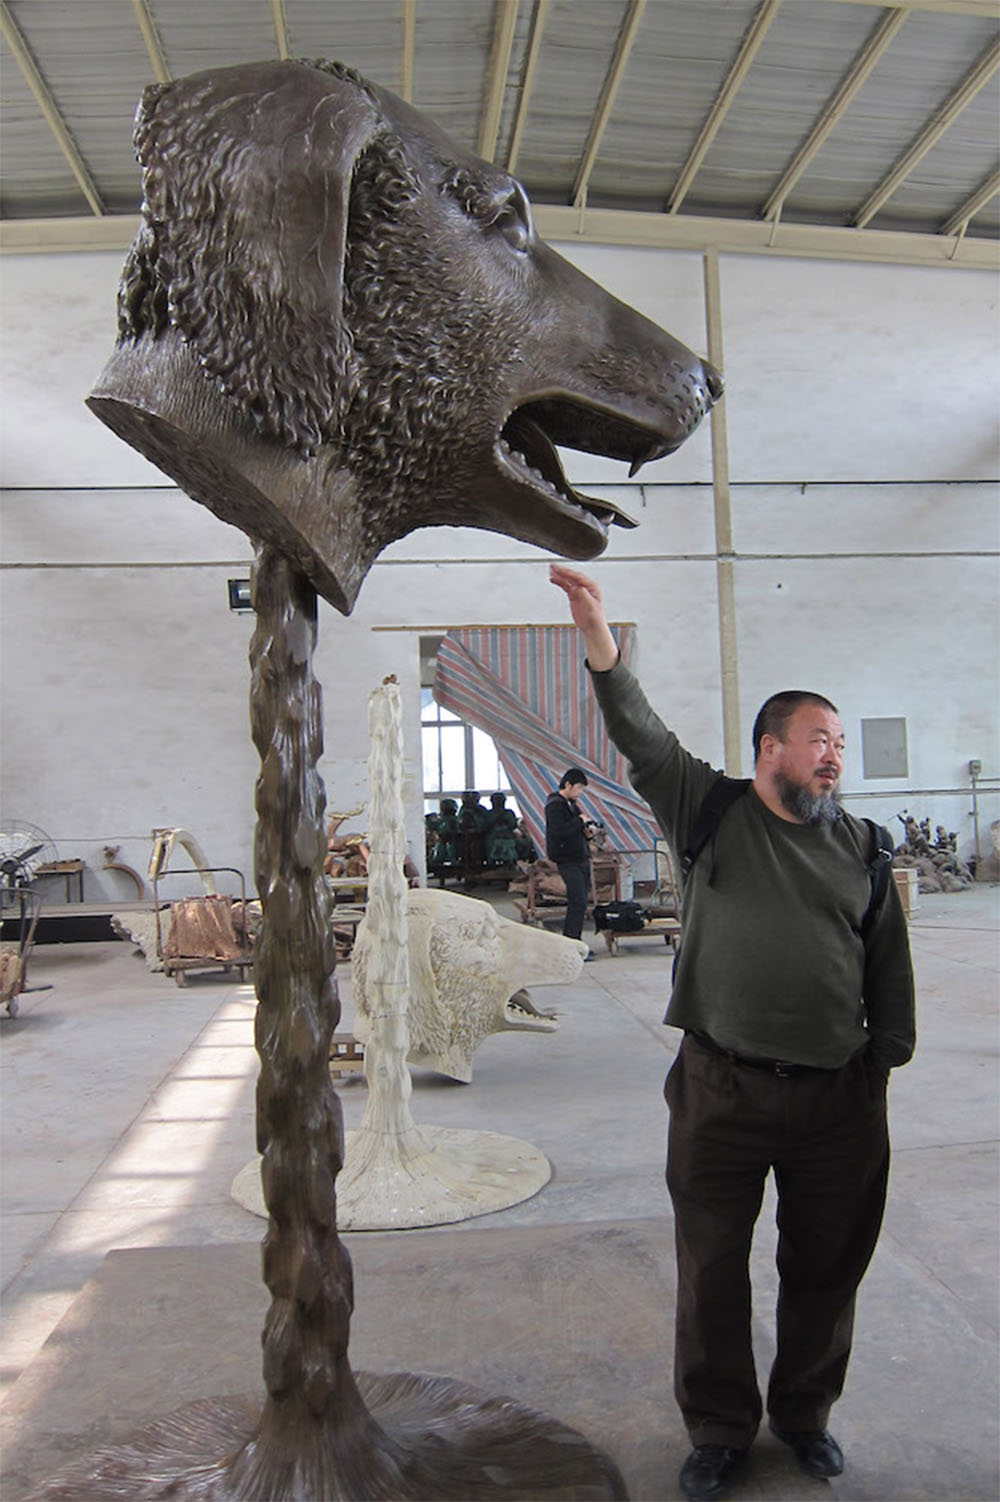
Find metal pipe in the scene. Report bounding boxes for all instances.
[969,759,982,862]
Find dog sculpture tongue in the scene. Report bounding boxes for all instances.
[63,55,720,1502]
[88,57,720,615]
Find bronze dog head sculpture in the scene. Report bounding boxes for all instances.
[89,59,722,613]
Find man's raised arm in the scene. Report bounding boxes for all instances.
[548,565,619,671]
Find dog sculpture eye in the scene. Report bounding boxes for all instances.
[442,166,533,254]
[492,183,533,254]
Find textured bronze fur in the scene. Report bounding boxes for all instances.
[89,58,720,613]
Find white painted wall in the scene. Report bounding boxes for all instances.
[1,243,997,901]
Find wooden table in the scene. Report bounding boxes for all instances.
[35,859,85,901]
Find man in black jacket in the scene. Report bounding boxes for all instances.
[550,563,915,1502]
[545,768,591,942]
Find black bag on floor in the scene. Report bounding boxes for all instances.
[593,900,647,934]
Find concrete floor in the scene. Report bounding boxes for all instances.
[1,885,997,1500]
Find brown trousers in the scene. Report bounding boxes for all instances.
[665,1033,890,1449]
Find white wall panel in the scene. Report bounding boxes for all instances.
[0,253,166,489]
[721,255,1000,485]
[1,241,997,889]
[732,480,998,556]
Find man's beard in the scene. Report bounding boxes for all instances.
[773,770,840,826]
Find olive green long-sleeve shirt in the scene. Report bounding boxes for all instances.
[590,658,915,1075]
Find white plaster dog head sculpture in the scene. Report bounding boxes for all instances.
[351,887,586,1082]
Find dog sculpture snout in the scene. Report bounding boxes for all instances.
[88,58,723,612]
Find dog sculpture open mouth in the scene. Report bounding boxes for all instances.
[504,987,559,1032]
[498,377,719,549]
[499,407,640,540]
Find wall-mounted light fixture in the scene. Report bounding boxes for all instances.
[228,578,253,612]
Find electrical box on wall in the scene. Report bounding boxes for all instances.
[861,717,909,779]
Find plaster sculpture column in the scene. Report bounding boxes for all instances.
[234,677,562,1231]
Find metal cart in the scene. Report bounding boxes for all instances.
[515,851,623,928]
[153,864,253,986]
[595,842,683,956]
[0,886,42,1016]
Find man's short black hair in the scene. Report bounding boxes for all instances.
[752,691,839,761]
[559,767,588,789]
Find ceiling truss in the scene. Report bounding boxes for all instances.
[1,0,997,269]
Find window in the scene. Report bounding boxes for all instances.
[420,639,518,817]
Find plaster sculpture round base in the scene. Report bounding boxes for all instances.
[233,1123,551,1230]
[234,677,560,1230]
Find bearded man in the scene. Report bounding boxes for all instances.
[551,565,915,1502]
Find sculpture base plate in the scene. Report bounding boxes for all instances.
[232,1125,552,1229]
[29,1374,627,1500]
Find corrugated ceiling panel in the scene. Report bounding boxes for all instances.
[283,0,406,94]
[411,0,495,155]
[0,42,93,217]
[788,11,1000,230]
[149,0,278,77]
[1,0,152,217]
[867,83,1000,235]
[0,0,995,252]
[582,0,760,211]
[499,0,631,201]
[678,0,883,218]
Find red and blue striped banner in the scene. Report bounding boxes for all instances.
[434,626,660,858]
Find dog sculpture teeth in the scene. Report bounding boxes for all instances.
[498,433,638,532]
[88,56,722,613]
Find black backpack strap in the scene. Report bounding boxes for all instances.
[680,776,752,884]
[861,818,895,937]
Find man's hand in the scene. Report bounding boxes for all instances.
[549,565,620,671]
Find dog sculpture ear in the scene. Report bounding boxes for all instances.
[119,61,380,456]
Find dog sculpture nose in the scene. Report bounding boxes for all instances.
[703,360,725,403]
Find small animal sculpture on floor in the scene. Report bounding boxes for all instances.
[894,810,974,891]
[353,885,583,1082]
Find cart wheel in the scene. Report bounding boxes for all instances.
[603,932,618,956]
[174,970,187,987]
[6,995,19,1018]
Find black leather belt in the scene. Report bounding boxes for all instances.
[689,1031,829,1078]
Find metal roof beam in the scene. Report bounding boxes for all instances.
[762,7,908,221]
[132,0,171,83]
[478,0,519,161]
[400,0,416,102]
[667,0,782,215]
[940,165,1000,233]
[854,36,1000,227]
[820,0,998,17]
[572,0,647,209]
[270,0,290,60]
[0,0,105,217]
[6,208,997,270]
[506,0,550,174]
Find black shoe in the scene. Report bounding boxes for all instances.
[768,1420,844,1477]
[679,1444,748,1501]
